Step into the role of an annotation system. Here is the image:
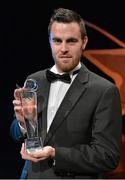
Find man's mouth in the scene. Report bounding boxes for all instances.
[59,55,72,59]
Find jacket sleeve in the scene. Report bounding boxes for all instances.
[54,85,122,173]
[10,117,25,142]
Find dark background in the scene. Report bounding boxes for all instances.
[0,0,124,178]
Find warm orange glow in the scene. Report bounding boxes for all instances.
[83,21,125,115]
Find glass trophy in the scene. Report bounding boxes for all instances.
[21,79,43,153]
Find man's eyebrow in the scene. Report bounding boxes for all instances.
[52,37,61,41]
[66,38,78,42]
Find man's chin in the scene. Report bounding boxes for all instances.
[60,66,74,72]
[56,62,75,72]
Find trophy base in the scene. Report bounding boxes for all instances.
[25,137,43,153]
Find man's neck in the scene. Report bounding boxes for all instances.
[51,62,81,75]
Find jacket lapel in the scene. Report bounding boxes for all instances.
[44,64,89,145]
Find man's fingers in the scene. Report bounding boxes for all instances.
[13,99,21,106]
[14,88,22,99]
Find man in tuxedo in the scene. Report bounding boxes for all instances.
[10,8,122,179]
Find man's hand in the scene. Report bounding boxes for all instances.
[13,88,25,128]
[20,143,55,162]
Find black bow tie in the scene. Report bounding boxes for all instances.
[46,69,71,83]
[46,69,80,84]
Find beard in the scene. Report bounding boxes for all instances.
[55,60,79,73]
[55,59,79,72]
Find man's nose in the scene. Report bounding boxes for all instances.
[61,43,69,52]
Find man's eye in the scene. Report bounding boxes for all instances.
[67,39,78,43]
[53,39,61,43]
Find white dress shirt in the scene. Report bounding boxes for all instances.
[47,63,81,132]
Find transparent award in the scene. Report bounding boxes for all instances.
[21,79,43,153]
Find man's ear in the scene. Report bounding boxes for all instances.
[82,36,88,50]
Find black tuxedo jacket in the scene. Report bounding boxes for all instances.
[11,63,122,179]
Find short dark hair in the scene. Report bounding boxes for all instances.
[48,8,87,38]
